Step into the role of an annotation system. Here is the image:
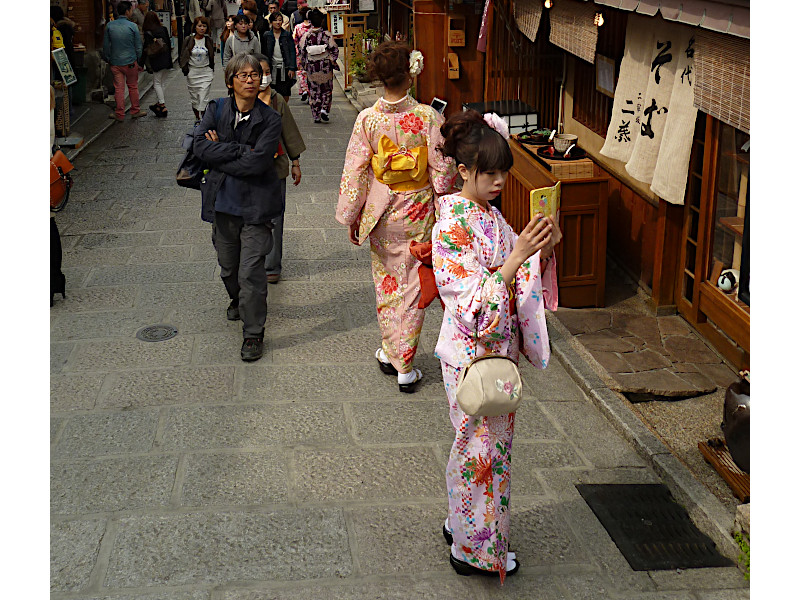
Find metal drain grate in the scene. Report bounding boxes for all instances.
[577,484,733,571]
[136,324,178,342]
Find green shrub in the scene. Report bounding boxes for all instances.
[733,531,750,580]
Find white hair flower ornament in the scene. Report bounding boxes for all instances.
[483,112,510,140]
[409,50,424,77]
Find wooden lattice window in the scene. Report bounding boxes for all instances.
[572,9,627,136]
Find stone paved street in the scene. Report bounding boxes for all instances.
[50,66,748,599]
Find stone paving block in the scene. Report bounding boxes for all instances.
[181,451,290,506]
[350,504,450,576]
[51,341,74,374]
[84,263,216,286]
[68,336,193,371]
[268,259,312,281]
[552,569,619,600]
[51,416,65,445]
[614,370,703,396]
[50,519,107,592]
[509,500,590,566]
[296,202,350,218]
[663,336,721,364]
[50,308,166,341]
[695,362,739,388]
[514,441,586,469]
[62,266,92,289]
[240,362,440,402]
[193,331,271,365]
[136,282,230,308]
[157,194,201,207]
[188,244,218,262]
[99,366,234,409]
[62,216,145,235]
[658,315,693,337]
[61,234,80,251]
[279,238,357,261]
[589,350,634,374]
[344,302,379,329]
[220,577,490,600]
[513,400,564,441]
[271,328,382,364]
[283,213,341,229]
[264,303,351,334]
[539,402,647,469]
[350,400,453,444]
[104,509,352,587]
[160,403,350,450]
[309,260,373,282]
[648,567,748,590]
[63,247,134,267]
[79,231,164,249]
[49,286,137,315]
[160,229,212,245]
[164,305,241,335]
[145,217,210,231]
[51,373,105,411]
[128,245,193,264]
[51,455,178,515]
[577,332,637,353]
[292,447,444,502]
[63,593,210,600]
[555,309,612,334]
[625,349,674,372]
[520,357,588,403]
[53,410,160,458]
[695,590,750,600]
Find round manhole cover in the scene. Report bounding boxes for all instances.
[136,324,178,342]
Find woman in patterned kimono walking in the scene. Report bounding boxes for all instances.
[298,9,338,123]
[292,6,312,103]
[337,42,457,392]
[433,110,561,582]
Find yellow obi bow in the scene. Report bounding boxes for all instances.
[371,135,429,192]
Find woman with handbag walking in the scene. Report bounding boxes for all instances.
[432,109,561,583]
[261,10,295,102]
[336,42,457,392]
[179,15,216,122]
[143,11,172,118]
[297,9,337,123]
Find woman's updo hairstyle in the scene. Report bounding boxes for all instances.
[439,109,514,173]
[366,41,411,90]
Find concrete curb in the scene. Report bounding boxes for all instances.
[545,311,739,563]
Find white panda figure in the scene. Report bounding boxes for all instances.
[717,269,740,293]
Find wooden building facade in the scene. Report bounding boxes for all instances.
[413,0,750,370]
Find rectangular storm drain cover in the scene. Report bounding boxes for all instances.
[576,484,733,571]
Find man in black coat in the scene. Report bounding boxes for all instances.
[194,53,283,361]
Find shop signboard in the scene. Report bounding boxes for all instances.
[52,47,77,86]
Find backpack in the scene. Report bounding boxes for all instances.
[51,27,65,51]
[176,98,227,189]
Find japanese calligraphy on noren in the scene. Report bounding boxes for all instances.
[641,98,668,139]
[651,40,673,84]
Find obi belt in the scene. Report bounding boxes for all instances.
[370,135,429,193]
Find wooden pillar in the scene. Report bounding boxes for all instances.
[650,199,684,311]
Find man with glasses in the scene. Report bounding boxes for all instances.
[193,53,283,362]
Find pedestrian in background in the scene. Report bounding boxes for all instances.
[292,5,311,103]
[289,0,307,31]
[253,53,305,284]
[193,53,283,362]
[261,10,295,102]
[179,15,215,121]
[433,109,560,582]
[223,0,242,17]
[298,9,338,123]
[241,0,265,36]
[223,14,260,66]
[201,0,226,53]
[143,11,172,118]
[336,42,457,392]
[220,13,235,65]
[103,1,146,121]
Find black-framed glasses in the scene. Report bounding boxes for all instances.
[234,72,262,82]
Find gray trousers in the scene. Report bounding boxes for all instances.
[265,178,286,275]
[212,212,273,338]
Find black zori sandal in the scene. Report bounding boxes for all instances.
[449,554,520,578]
[398,368,423,394]
[375,349,397,375]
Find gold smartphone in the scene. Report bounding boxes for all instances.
[529,181,560,221]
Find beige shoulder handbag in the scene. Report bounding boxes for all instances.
[454,210,523,417]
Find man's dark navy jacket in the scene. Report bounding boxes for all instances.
[194,97,283,225]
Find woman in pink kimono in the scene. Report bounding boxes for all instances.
[292,7,312,103]
[433,110,561,583]
[337,42,457,392]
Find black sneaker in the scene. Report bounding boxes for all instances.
[241,337,264,362]
[320,111,329,122]
[226,301,240,321]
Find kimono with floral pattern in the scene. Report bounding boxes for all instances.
[336,95,457,372]
[292,21,312,97]
[433,193,558,583]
